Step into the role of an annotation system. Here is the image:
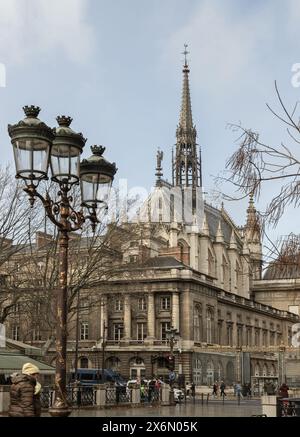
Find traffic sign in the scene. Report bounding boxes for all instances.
[169,371,176,381]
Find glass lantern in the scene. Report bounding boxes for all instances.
[8,105,54,182]
[51,116,86,184]
[80,145,117,208]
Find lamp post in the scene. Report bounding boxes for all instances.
[166,326,180,405]
[9,106,117,417]
[101,322,107,384]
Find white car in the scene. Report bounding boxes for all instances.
[173,388,184,403]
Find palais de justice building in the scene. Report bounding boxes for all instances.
[5,58,300,388]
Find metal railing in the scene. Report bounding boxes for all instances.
[40,385,96,408]
[278,398,298,417]
[105,387,131,404]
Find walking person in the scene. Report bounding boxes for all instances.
[235,382,243,403]
[8,363,41,417]
[220,381,226,398]
[212,382,218,398]
[190,382,196,400]
[278,383,289,398]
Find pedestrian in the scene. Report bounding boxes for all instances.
[212,382,218,398]
[190,382,196,398]
[220,381,226,398]
[236,382,243,399]
[148,379,155,403]
[185,382,190,398]
[246,383,251,399]
[278,383,289,399]
[8,363,41,417]
[140,381,145,403]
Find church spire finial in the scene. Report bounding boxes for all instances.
[155,148,163,186]
[182,43,189,68]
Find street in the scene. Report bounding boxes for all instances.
[41,399,262,417]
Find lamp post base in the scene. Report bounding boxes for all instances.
[49,405,72,417]
[169,390,176,406]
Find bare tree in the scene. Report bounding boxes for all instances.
[0,166,44,323]
[224,82,300,227]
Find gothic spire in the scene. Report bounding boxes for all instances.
[179,44,194,135]
[245,193,261,243]
[173,44,202,189]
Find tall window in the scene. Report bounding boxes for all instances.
[222,255,229,289]
[81,297,90,313]
[80,322,89,340]
[115,298,123,311]
[236,261,242,291]
[114,324,123,341]
[138,297,147,311]
[33,327,42,341]
[206,309,213,344]
[255,329,260,346]
[13,303,20,315]
[208,251,215,277]
[80,357,89,368]
[161,297,171,311]
[137,323,146,341]
[217,322,222,345]
[11,325,19,341]
[227,324,233,346]
[194,305,202,342]
[246,328,252,347]
[161,322,171,340]
[237,326,243,347]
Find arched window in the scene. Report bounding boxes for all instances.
[79,357,89,369]
[226,361,234,385]
[206,360,214,385]
[218,362,223,381]
[206,309,213,344]
[193,305,202,342]
[254,363,261,376]
[236,261,242,292]
[193,359,202,385]
[208,250,215,277]
[270,364,276,377]
[106,356,121,371]
[263,364,268,377]
[178,242,184,262]
[222,255,229,289]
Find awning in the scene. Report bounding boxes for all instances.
[0,352,55,375]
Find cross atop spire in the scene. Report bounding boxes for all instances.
[182,43,189,68]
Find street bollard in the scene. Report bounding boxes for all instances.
[238,393,241,405]
[206,393,209,404]
[201,393,204,405]
[222,393,225,404]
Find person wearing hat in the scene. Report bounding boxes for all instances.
[8,362,42,417]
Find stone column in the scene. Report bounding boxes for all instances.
[100,295,108,343]
[96,386,106,407]
[123,294,131,340]
[146,292,155,341]
[172,292,180,332]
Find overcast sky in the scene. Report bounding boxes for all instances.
[0,0,300,256]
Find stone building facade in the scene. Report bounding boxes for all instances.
[3,56,300,388]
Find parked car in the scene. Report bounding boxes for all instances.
[70,368,126,387]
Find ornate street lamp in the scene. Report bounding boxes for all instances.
[8,106,117,417]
